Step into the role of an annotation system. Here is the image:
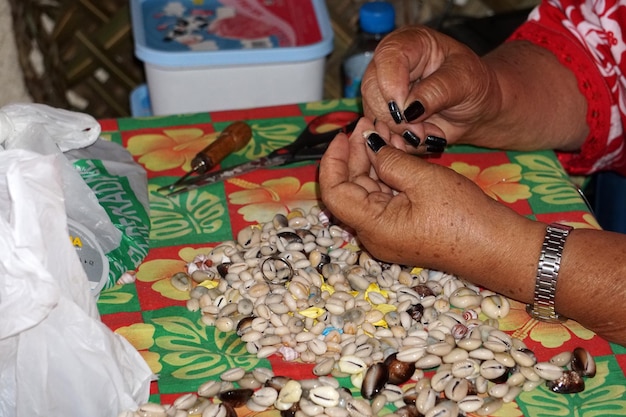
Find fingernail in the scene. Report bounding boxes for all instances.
[426,145,446,153]
[388,101,403,124]
[365,131,387,153]
[425,135,447,148]
[402,130,421,147]
[403,100,425,122]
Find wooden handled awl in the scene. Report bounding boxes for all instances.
[159,121,252,194]
[190,121,252,175]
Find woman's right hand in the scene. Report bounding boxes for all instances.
[360,25,503,151]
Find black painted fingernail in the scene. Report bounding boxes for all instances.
[366,132,387,153]
[403,100,425,122]
[388,101,403,124]
[426,145,446,153]
[425,135,447,148]
[402,130,421,147]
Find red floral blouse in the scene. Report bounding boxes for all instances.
[510,0,626,176]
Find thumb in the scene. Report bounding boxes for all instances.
[365,132,431,194]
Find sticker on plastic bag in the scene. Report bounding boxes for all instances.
[72,157,150,290]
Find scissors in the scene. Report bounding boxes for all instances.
[164,111,361,196]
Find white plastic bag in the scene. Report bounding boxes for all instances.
[0,105,153,417]
[0,103,150,293]
[0,150,152,417]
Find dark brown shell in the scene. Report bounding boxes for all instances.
[406,303,425,322]
[571,347,596,378]
[361,362,389,400]
[217,388,254,407]
[277,231,303,245]
[279,401,300,417]
[394,404,421,417]
[411,284,435,298]
[313,252,331,273]
[217,262,232,278]
[547,370,585,394]
[384,353,415,385]
[236,316,255,337]
[264,376,292,391]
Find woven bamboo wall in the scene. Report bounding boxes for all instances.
[9,0,144,118]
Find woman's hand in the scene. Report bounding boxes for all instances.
[319,118,626,346]
[319,118,542,280]
[360,25,588,152]
[360,25,502,151]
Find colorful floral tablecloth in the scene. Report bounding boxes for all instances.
[96,100,626,416]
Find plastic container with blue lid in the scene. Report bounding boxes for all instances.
[130,0,334,115]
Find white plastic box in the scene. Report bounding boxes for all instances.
[130,0,334,116]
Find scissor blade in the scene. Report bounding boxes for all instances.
[167,154,291,196]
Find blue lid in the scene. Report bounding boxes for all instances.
[359,1,395,35]
[131,0,334,67]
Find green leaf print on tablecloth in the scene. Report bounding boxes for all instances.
[517,359,626,416]
[148,182,232,246]
[246,120,303,159]
[514,153,587,213]
[97,283,139,315]
[147,307,268,393]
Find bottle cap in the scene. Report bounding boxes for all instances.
[359,1,396,35]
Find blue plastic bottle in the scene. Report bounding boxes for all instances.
[342,1,396,98]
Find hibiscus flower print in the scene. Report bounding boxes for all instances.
[135,247,215,301]
[115,323,162,374]
[498,300,596,349]
[228,176,319,224]
[450,162,531,203]
[127,127,226,172]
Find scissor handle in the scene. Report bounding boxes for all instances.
[270,111,360,162]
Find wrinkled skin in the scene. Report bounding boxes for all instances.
[319,118,539,278]
[319,118,626,346]
[359,25,588,153]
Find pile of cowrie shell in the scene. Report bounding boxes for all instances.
[124,206,596,417]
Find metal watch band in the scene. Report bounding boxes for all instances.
[527,222,573,323]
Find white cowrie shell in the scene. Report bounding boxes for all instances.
[444,378,469,402]
[458,395,484,413]
[173,393,197,410]
[534,362,565,381]
[481,295,510,319]
[416,388,437,414]
[479,360,507,380]
[309,385,340,407]
[278,379,303,404]
[136,403,167,417]
[200,403,229,417]
[338,355,367,374]
[451,358,480,379]
[425,399,459,417]
[220,367,246,382]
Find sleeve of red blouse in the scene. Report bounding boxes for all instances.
[507,1,624,176]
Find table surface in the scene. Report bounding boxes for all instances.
[96,100,626,416]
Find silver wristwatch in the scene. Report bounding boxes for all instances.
[526,222,573,323]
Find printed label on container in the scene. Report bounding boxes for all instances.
[142,0,322,52]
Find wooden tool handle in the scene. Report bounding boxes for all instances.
[192,121,252,174]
